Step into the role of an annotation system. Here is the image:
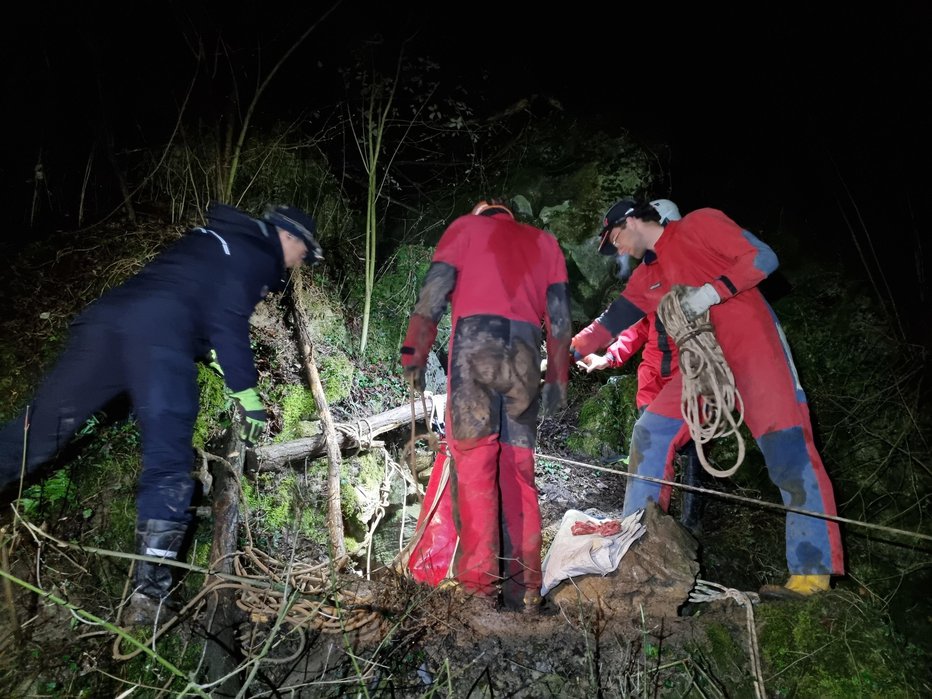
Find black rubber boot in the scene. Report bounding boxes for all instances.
[125,518,187,626]
[678,442,705,535]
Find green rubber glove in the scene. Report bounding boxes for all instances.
[230,387,267,447]
[206,349,225,377]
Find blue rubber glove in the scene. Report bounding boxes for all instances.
[230,387,267,447]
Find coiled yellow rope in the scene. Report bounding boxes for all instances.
[657,285,745,477]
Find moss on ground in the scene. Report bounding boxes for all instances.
[682,620,759,697]
[195,364,230,450]
[318,350,354,405]
[241,465,338,550]
[276,385,319,442]
[757,591,928,697]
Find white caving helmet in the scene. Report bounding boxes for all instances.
[649,198,682,224]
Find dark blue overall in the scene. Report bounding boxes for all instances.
[0,204,285,525]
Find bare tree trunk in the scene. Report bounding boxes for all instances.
[288,273,346,559]
[102,132,136,225]
[200,431,246,695]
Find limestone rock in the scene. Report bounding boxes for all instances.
[547,501,699,623]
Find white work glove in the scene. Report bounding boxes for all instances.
[576,353,611,373]
[680,283,721,322]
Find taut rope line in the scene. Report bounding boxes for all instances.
[534,451,932,544]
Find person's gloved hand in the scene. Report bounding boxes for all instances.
[571,322,613,359]
[230,387,267,447]
[540,382,567,418]
[576,353,611,373]
[206,349,225,377]
[404,366,426,393]
[680,283,721,322]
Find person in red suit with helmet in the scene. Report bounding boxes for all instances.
[572,198,844,598]
[578,199,706,532]
[400,199,572,612]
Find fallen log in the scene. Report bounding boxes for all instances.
[252,394,445,471]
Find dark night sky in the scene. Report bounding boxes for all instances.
[5,1,930,325]
[9,3,928,204]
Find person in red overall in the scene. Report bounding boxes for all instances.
[400,199,572,612]
[572,199,844,598]
[577,200,705,530]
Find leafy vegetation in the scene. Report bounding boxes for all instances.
[568,374,640,459]
[758,592,928,697]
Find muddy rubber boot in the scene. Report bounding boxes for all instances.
[759,574,831,601]
[125,519,187,626]
[500,585,541,615]
[519,590,543,616]
[449,580,499,611]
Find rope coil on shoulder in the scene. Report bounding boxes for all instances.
[657,285,745,477]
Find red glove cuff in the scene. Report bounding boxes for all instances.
[400,313,439,367]
[571,322,614,358]
[545,341,571,385]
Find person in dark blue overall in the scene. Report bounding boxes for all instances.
[0,202,322,624]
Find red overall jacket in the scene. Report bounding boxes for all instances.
[603,314,678,410]
[572,208,843,576]
[401,210,572,604]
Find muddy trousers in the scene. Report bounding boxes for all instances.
[445,315,545,606]
[449,435,542,607]
[621,409,844,575]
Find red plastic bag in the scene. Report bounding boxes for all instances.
[406,445,458,586]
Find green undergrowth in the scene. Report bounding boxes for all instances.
[15,419,140,538]
[677,593,929,699]
[757,591,929,697]
[241,449,395,558]
[195,364,231,450]
[567,373,639,459]
[771,262,932,651]
[122,626,205,697]
[318,351,355,405]
[296,276,354,353]
[355,242,437,367]
[242,472,330,550]
[681,620,759,697]
[276,385,319,441]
